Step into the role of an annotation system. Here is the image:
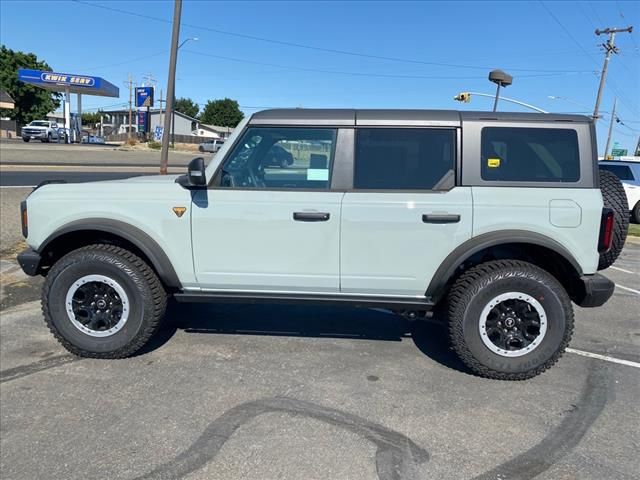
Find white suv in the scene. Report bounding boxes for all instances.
[17,109,629,380]
[599,159,640,223]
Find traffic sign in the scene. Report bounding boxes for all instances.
[611,148,627,157]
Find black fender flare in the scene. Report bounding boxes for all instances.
[38,218,182,288]
[425,230,584,302]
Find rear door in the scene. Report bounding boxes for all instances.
[340,127,473,296]
[191,126,343,292]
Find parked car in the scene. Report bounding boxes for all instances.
[599,159,640,223]
[198,138,225,153]
[21,120,61,143]
[17,109,628,380]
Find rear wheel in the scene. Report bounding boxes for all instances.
[598,169,629,270]
[633,202,640,224]
[447,260,573,380]
[42,244,167,358]
[22,137,30,142]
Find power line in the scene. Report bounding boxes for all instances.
[539,1,601,64]
[70,0,596,74]
[83,51,167,72]
[588,2,605,26]
[539,2,638,119]
[182,49,587,81]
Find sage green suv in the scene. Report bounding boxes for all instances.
[17,109,627,380]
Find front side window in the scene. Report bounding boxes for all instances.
[218,127,336,189]
[354,128,455,190]
[481,127,580,182]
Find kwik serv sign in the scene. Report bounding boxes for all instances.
[40,72,96,87]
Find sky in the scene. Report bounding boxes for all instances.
[1,0,639,154]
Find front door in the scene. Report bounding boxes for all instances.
[191,126,342,292]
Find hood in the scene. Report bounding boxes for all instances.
[103,174,182,184]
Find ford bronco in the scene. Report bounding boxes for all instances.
[17,109,628,380]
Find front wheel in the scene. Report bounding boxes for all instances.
[447,260,573,380]
[42,244,167,358]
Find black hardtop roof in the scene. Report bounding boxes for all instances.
[249,108,592,126]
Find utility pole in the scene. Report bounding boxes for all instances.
[159,89,164,140]
[160,0,182,175]
[604,98,617,159]
[125,74,135,142]
[592,26,633,121]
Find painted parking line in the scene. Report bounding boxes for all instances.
[567,348,640,369]
[615,284,640,295]
[610,266,636,274]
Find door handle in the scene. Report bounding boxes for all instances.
[293,212,330,222]
[422,214,460,224]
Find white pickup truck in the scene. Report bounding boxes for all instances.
[21,120,64,143]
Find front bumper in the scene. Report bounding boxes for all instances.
[574,273,615,308]
[22,133,46,139]
[17,248,42,276]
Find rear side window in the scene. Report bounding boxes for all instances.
[481,127,580,182]
[599,164,635,181]
[354,128,455,190]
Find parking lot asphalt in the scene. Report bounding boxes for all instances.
[1,242,638,479]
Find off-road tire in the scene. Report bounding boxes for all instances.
[447,260,574,380]
[42,244,167,358]
[598,169,629,270]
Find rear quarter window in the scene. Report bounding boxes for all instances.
[481,127,580,182]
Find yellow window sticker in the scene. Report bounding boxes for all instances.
[488,158,501,168]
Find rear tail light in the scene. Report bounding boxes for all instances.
[598,208,614,253]
[20,200,28,238]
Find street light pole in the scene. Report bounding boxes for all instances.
[168,37,198,153]
[160,0,182,175]
[454,92,548,113]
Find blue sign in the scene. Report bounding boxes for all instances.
[17,69,119,97]
[154,126,164,141]
[136,87,154,108]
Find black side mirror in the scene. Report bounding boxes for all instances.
[177,157,207,188]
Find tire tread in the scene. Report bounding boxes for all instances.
[42,244,167,358]
[447,259,574,380]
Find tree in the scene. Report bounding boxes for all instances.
[0,45,61,126]
[200,98,244,127]
[81,111,102,126]
[174,97,199,119]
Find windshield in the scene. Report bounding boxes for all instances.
[29,121,49,127]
